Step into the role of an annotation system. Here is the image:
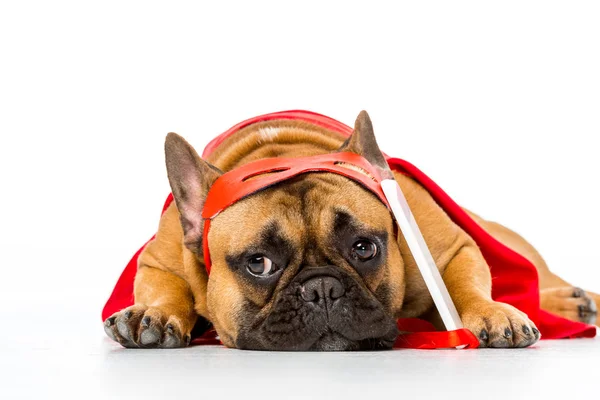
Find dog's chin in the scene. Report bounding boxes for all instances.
[308,332,357,351]
[236,329,397,351]
[308,332,395,351]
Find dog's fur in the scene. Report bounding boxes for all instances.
[104,111,599,350]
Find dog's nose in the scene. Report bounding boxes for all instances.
[300,276,345,302]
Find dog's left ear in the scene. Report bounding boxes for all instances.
[339,110,391,177]
[165,132,222,254]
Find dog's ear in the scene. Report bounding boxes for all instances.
[165,132,222,252]
[339,110,391,177]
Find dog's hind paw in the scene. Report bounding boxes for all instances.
[540,286,597,325]
[104,305,192,349]
[460,301,540,348]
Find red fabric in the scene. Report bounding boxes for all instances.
[102,110,596,346]
[395,319,480,349]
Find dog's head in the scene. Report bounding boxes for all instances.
[165,111,405,350]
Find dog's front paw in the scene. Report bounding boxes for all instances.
[540,286,597,325]
[104,305,192,348]
[460,301,540,348]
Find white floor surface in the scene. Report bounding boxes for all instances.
[2,312,598,400]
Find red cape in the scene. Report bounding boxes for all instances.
[103,110,596,344]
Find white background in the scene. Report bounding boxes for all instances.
[0,1,599,399]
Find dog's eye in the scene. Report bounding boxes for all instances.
[351,240,378,261]
[247,255,275,276]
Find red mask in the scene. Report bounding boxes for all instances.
[201,151,392,274]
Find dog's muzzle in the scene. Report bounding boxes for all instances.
[235,266,399,351]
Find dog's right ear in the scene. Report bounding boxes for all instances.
[165,132,222,253]
[338,110,393,180]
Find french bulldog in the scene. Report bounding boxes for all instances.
[104,111,599,350]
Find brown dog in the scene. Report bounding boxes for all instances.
[104,111,599,350]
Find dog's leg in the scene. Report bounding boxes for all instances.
[464,210,599,326]
[443,243,540,347]
[104,266,197,348]
[391,174,539,346]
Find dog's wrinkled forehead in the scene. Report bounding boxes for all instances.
[209,172,393,263]
[277,173,391,243]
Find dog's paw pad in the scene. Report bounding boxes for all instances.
[116,312,141,343]
[139,317,162,346]
[161,321,186,348]
[162,334,180,348]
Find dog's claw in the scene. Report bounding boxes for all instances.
[479,329,488,341]
[104,317,117,341]
[522,325,530,336]
[117,320,133,341]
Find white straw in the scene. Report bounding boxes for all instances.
[381,179,464,333]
